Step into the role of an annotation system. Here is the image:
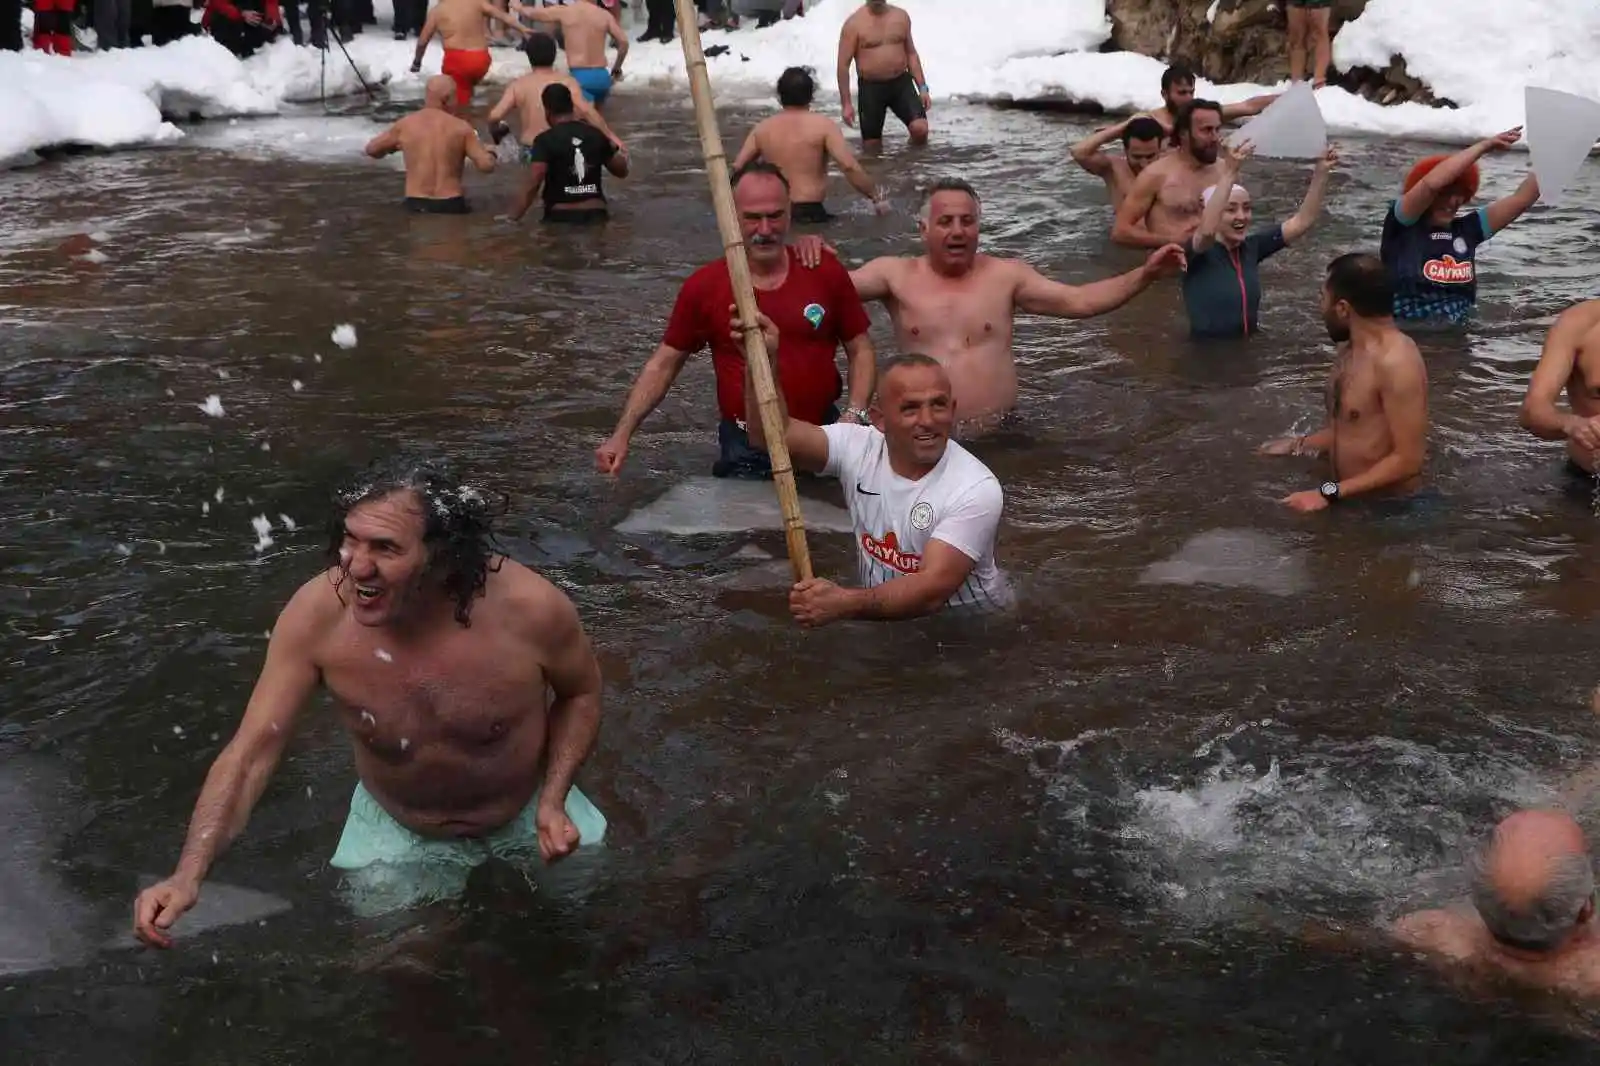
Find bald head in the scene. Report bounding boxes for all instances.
[1472,809,1595,953]
[424,76,458,110]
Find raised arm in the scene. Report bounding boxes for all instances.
[1520,300,1600,444]
[1396,127,1520,224]
[1191,141,1249,254]
[508,162,547,222]
[364,124,402,159]
[1281,145,1336,245]
[740,312,831,473]
[823,124,885,207]
[1069,118,1129,177]
[1111,165,1171,248]
[410,7,437,70]
[1014,246,1184,319]
[133,581,325,948]
[1221,93,1277,122]
[1334,347,1428,498]
[1484,171,1541,236]
[529,579,602,862]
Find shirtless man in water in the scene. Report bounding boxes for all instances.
[1260,253,1428,511]
[1147,64,1276,141]
[837,0,929,150]
[1518,300,1600,475]
[1113,99,1225,249]
[133,456,607,946]
[411,0,528,108]
[802,179,1185,428]
[518,0,628,107]
[364,76,498,214]
[1069,114,1167,211]
[1391,809,1600,999]
[488,33,623,157]
[732,66,888,224]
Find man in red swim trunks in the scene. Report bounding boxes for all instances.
[30,0,77,53]
[412,0,528,108]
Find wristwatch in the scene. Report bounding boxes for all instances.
[843,407,870,425]
[1318,480,1340,503]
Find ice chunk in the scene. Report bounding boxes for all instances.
[616,477,854,536]
[1524,87,1600,206]
[1227,81,1327,158]
[198,395,225,418]
[331,324,358,349]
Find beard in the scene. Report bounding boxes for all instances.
[1323,315,1350,343]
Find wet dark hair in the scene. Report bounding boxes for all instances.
[777,66,815,107]
[1122,116,1165,146]
[731,159,791,193]
[1161,64,1196,93]
[325,455,509,627]
[541,82,576,116]
[524,33,557,67]
[1325,253,1394,318]
[1177,100,1222,137]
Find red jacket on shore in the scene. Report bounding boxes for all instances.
[202,0,281,28]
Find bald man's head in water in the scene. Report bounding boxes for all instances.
[1472,810,1596,954]
[425,75,460,113]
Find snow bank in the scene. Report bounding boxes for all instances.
[4,0,1598,163]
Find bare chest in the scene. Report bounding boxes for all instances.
[1154,166,1214,217]
[1327,353,1381,424]
[891,277,1013,354]
[322,634,546,757]
[857,16,908,51]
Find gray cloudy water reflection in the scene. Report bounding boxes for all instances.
[5,90,1600,1062]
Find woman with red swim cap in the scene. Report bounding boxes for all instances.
[1379,125,1540,325]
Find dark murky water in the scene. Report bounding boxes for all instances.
[7,86,1600,1062]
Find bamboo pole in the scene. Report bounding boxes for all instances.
[673,0,814,584]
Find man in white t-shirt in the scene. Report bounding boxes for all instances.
[740,312,1011,626]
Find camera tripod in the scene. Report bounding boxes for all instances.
[315,1,378,107]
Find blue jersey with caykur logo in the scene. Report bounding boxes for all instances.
[1380,199,1492,324]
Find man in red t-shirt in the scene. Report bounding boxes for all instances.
[596,161,877,480]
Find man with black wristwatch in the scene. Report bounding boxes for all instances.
[1259,253,1429,512]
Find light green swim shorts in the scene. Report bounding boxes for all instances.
[329,781,608,916]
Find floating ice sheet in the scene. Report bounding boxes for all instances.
[1524,86,1600,206]
[1137,528,1310,597]
[1227,81,1327,159]
[615,477,854,536]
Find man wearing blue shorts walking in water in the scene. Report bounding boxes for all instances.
[519,0,629,106]
[133,456,609,944]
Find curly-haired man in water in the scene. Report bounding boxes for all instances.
[134,456,608,945]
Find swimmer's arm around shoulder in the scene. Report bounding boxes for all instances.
[1334,347,1428,498]
[1484,171,1540,237]
[844,539,979,621]
[529,581,602,814]
[168,581,325,891]
[1110,167,1168,249]
[1519,303,1595,439]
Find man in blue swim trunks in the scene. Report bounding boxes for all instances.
[133,455,611,945]
[519,0,628,107]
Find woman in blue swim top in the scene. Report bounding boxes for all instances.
[1181,139,1336,339]
[1379,127,1540,325]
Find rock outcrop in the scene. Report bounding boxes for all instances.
[1105,0,1451,108]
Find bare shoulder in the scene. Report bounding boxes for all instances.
[1390,908,1475,960]
[839,7,860,31]
[490,557,584,636]
[276,571,346,645]
[1379,329,1426,378]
